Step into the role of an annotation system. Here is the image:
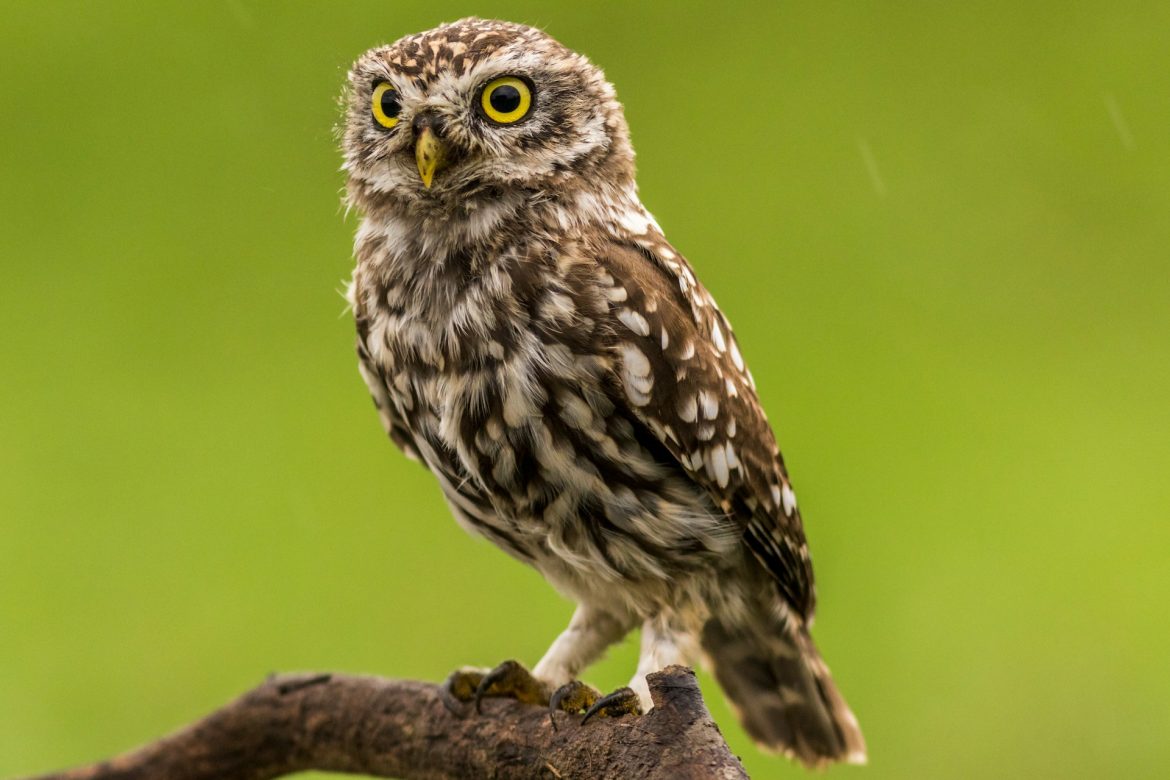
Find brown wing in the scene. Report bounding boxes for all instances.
[598,236,816,619]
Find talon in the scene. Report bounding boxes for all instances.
[439,667,484,715]
[550,680,600,714]
[548,680,601,731]
[472,659,550,714]
[581,686,642,725]
[473,660,514,714]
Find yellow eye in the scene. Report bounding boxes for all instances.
[371,82,401,128]
[480,76,532,124]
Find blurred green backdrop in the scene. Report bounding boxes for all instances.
[2,1,1168,778]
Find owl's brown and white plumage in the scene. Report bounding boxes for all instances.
[342,18,865,767]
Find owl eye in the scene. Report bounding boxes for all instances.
[480,76,532,124]
[371,82,401,128]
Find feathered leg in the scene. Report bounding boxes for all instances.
[533,603,637,686]
[626,614,694,711]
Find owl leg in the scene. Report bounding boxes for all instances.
[556,613,684,724]
[538,603,636,724]
[569,615,686,724]
[625,614,691,711]
[533,602,635,687]
[440,603,634,715]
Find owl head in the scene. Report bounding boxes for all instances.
[342,18,635,216]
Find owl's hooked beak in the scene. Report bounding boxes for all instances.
[414,126,448,189]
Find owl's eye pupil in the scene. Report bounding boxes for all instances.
[489,85,522,115]
[380,90,401,119]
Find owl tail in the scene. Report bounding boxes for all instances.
[700,613,867,768]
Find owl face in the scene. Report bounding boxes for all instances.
[343,18,634,213]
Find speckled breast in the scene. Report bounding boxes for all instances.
[364,245,730,586]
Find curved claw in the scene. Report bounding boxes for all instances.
[473,660,516,714]
[473,659,548,714]
[548,684,572,714]
[548,680,601,731]
[581,686,642,725]
[438,685,468,716]
[439,667,484,716]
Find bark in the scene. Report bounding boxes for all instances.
[20,665,748,780]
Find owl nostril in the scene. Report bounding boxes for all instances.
[411,113,447,139]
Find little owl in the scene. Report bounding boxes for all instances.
[341,18,865,767]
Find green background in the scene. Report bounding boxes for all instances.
[2,2,1168,778]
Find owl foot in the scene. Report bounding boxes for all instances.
[438,666,485,715]
[474,659,551,712]
[548,679,601,730]
[581,686,642,724]
[439,660,551,716]
[548,681,641,729]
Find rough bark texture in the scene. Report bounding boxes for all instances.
[18,665,748,780]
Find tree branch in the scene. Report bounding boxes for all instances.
[18,665,748,780]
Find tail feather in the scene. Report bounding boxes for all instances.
[701,615,866,767]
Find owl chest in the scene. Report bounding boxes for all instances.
[366,270,606,505]
[386,325,612,515]
[360,265,731,589]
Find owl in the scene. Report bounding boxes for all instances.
[341,18,865,767]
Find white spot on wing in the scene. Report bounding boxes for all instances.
[725,442,739,469]
[617,308,650,337]
[710,320,726,353]
[621,344,653,406]
[618,208,652,235]
[698,390,719,420]
[781,483,797,516]
[710,446,730,488]
[729,338,745,371]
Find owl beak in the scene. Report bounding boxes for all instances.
[415,127,448,189]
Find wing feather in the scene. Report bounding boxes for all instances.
[598,236,816,618]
